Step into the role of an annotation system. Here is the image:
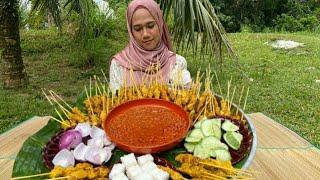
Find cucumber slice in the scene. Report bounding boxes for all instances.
[201,120,214,136]
[222,120,239,132]
[184,142,196,152]
[194,144,210,159]
[210,150,217,157]
[210,119,222,128]
[209,142,229,157]
[189,128,204,139]
[194,121,203,129]
[223,132,243,150]
[185,136,201,143]
[201,136,220,149]
[212,124,222,139]
[215,149,231,161]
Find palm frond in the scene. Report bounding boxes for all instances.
[30,0,62,31]
[158,0,238,64]
[64,0,95,41]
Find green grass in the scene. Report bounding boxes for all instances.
[0,30,319,149]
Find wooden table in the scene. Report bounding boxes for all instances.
[1,113,320,179]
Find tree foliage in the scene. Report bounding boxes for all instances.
[210,0,320,32]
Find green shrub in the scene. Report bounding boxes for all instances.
[299,16,319,31]
[274,14,303,32]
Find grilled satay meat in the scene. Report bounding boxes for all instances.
[154,85,161,99]
[177,163,211,178]
[158,165,185,180]
[141,85,148,98]
[50,163,109,179]
[181,90,190,105]
[68,107,86,123]
[220,99,231,116]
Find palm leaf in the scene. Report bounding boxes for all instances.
[12,119,61,178]
[30,0,62,32]
[158,0,238,64]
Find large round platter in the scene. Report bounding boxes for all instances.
[104,98,190,154]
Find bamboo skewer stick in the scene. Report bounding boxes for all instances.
[46,176,70,180]
[193,100,207,125]
[42,89,53,105]
[199,161,254,176]
[51,116,70,127]
[89,77,92,97]
[241,87,250,121]
[214,71,223,96]
[11,172,51,180]
[49,90,73,110]
[96,76,107,95]
[229,86,237,111]
[100,69,108,83]
[85,86,94,115]
[54,108,64,121]
[202,172,227,180]
[48,91,71,115]
[94,75,102,95]
[236,86,245,116]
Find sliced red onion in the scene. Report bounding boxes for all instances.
[85,146,109,165]
[90,126,106,138]
[104,143,116,151]
[87,137,104,148]
[75,122,91,137]
[59,130,82,150]
[104,135,112,146]
[52,149,75,168]
[72,143,88,161]
[103,148,112,162]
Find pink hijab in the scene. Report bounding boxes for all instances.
[113,0,176,87]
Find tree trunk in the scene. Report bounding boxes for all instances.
[0,0,28,88]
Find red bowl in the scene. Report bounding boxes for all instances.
[103,99,190,154]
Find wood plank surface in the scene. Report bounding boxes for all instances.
[1,113,320,180]
[0,116,50,180]
[248,113,320,179]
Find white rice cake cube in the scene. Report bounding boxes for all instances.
[140,161,158,172]
[137,154,154,166]
[111,173,129,180]
[132,173,153,180]
[120,153,138,168]
[150,168,170,180]
[126,165,143,179]
[109,163,126,179]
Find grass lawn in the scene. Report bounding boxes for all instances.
[0,30,319,148]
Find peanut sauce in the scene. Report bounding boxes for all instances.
[106,106,187,147]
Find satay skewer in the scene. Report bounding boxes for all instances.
[96,76,107,95]
[199,161,254,176]
[85,86,94,115]
[100,68,108,83]
[42,89,53,105]
[48,91,71,115]
[202,172,227,180]
[89,77,92,97]
[236,86,245,116]
[11,172,51,179]
[94,75,102,95]
[48,94,70,119]
[229,86,237,111]
[214,71,223,96]
[49,90,73,110]
[50,115,70,127]
[241,87,250,121]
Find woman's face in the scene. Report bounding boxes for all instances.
[131,8,160,50]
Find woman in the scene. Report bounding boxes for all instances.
[109,0,191,92]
